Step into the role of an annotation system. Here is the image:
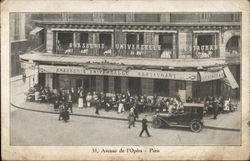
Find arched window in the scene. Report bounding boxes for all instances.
[226,36,240,54]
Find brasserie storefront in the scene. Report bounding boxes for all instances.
[20,19,240,101]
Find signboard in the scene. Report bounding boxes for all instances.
[199,70,225,82]
[39,65,198,81]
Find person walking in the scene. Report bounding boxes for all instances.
[58,102,64,120]
[128,111,136,128]
[53,94,60,111]
[78,91,84,108]
[68,90,73,113]
[213,98,219,119]
[139,115,151,137]
[95,96,100,115]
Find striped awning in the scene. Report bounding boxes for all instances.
[30,27,44,35]
[222,66,239,89]
[122,29,177,33]
[193,30,219,33]
[51,28,114,32]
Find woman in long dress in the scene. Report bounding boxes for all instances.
[118,98,125,113]
[78,91,84,108]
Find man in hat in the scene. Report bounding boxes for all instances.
[139,115,151,137]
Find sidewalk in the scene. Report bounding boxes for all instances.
[11,99,241,131]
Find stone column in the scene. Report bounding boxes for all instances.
[46,28,53,53]
[219,31,225,58]
[108,76,115,93]
[73,32,80,47]
[172,34,177,58]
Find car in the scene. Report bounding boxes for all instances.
[152,103,204,132]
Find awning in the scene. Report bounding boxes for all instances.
[199,70,225,82]
[39,65,199,81]
[30,27,44,35]
[222,66,239,89]
[122,29,177,33]
[51,28,114,32]
[193,30,219,34]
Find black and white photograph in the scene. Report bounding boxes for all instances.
[10,12,241,145]
[2,0,250,160]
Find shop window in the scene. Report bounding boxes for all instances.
[159,34,173,58]
[103,76,109,93]
[126,33,144,57]
[154,79,169,96]
[38,73,46,88]
[57,32,73,54]
[114,77,121,94]
[99,33,112,55]
[194,34,218,58]
[128,78,141,96]
[226,36,240,54]
[90,76,96,92]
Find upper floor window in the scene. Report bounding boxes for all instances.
[194,34,219,58]
[226,36,240,55]
[99,33,112,56]
[159,34,174,58]
[126,33,144,56]
[134,14,160,22]
[57,32,73,54]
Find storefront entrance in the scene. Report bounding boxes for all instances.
[154,79,169,96]
[76,78,91,92]
[128,77,141,95]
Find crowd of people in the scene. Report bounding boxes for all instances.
[25,84,236,122]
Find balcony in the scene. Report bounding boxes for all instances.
[20,51,226,69]
[55,45,219,60]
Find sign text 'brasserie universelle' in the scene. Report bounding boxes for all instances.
[39,65,198,81]
[68,43,218,51]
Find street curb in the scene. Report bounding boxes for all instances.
[10,103,142,122]
[10,103,241,132]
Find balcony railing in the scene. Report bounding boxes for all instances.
[55,46,220,59]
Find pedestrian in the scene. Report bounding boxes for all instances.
[139,115,151,137]
[53,94,60,111]
[128,111,136,128]
[62,105,70,122]
[118,98,125,113]
[68,90,73,113]
[86,92,92,107]
[213,98,219,119]
[78,91,84,108]
[133,102,139,120]
[58,102,64,120]
[95,96,100,115]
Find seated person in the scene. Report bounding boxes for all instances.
[160,49,172,59]
[35,90,41,102]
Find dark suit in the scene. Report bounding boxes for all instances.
[213,101,219,119]
[139,118,151,137]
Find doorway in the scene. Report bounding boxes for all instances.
[76,78,91,92]
[128,77,141,96]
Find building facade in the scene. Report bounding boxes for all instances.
[19,13,241,100]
